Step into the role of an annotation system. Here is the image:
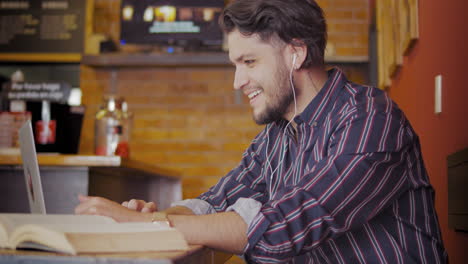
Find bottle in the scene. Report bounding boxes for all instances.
[35,100,58,152]
[114,98,132,158]
[94,96,122,156]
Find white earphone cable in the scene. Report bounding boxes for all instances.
[266,54,298,198]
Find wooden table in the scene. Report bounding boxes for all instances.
[0,154,182,214]
[0,246,231,264]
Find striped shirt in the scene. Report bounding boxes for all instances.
[176,68,447,263]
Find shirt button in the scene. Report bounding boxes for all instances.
[313,122,317,127]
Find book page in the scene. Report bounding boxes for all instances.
[0,216,13,247]
[0,214,115,234]
[0,215,17,237]
[41,222,172,233]
[4,216,186,254]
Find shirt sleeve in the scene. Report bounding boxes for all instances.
[226,197,263,227]
[196,129,270,212]
[244,108,415,263]
[170,199,216,215]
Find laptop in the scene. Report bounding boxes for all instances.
[19,120,47,214]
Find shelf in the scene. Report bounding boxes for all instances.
[82,52,232,67]
[81,52,368,68]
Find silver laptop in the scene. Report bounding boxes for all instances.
[19,120,46,214]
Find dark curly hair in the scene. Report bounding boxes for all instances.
[219,0,327,68]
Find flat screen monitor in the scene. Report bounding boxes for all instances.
[120,0,224,50]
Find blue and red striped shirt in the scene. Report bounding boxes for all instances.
[177,68,447,263]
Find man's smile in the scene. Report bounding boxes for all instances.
[247,89,263,105]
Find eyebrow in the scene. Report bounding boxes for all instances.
[231,53,255,64]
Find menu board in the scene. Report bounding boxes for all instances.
[0,0,89,61]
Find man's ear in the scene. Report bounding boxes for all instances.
[289,39,307,70]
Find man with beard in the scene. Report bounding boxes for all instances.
[76,0,447,263]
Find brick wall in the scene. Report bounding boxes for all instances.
[80,0,370,199]
[317,0,370,57]
[80,66,259,198]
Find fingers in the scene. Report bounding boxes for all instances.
[78,194,91,202]
[141,202,156,213]
[76,194,99,214]
[75,196,111,215]
[127,199,139,210]
[122,199,157,212]
[121,200,137,210]
[75,196,95,215]
[145,202,157,212]
[75,196,156,222]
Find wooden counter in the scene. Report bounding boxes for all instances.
[0,246,231,264]
[0,154,182,214]
[0,154,120,167]
[0,154,180,179]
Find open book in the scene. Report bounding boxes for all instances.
[0,213,188,255]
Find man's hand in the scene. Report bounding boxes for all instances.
[75,194,152,222]
[121,199,157,213]
[75,195,247,253]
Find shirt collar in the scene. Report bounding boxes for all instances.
[293,67,348,127]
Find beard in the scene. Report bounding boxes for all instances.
[253,62,295,125]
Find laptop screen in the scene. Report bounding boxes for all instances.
[19,120,46,214]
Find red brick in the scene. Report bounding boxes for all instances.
[132,129,170,140]
[130,152,170,163]
[222,143,250,152]
[168,83,210,95]
[335,46,368,57]
[325,10,354,20]
[354,9,369,20]
[184,167,224,177]
[187,69,231,82]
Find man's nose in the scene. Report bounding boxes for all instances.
[233,68,248,90]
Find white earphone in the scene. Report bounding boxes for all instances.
[266,52,299,199]
[292,53,297,69]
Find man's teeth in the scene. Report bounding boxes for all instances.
[248,90,262,99]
